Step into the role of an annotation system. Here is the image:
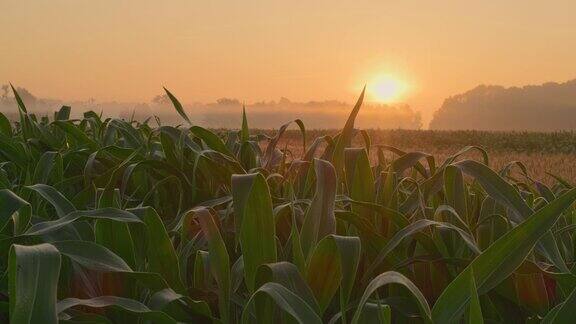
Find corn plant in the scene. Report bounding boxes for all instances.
[2,84,576,323]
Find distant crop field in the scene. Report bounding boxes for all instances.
[254,128,576,185]
[4,86,576,323]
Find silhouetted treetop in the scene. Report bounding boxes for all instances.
[430,80,576,130]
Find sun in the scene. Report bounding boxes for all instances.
[367,75,408,103]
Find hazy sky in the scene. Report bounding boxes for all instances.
[2,1,576,124]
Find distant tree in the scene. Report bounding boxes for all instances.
[216,98,241,106]
[152,94,170,105]
[429,80,576,130]
[1,85,8,99]
[13,86,37,105]
[278,97,291,105]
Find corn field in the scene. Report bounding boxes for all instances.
[2,84,576,323]
[260,129,576,187]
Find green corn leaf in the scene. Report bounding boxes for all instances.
[190,125,233,156]
[95,186,136,268]
[26,184,76,218]
[432,187,576,323]
[452,159,569,273]
[390,151,434,176]
[345,148,376,226]
[300,159,337,257]
[130,207,186,294]
[241,106,249,142]
[242,282,322,324]
[163,87,192,125]
[256,261,320,313]
[53,120,99,150]
[31,152,63,185]
[51,240,132,272]
[264,119,305,169]
[10,83,28,114]
[193,250,210,290]
[9,243,61,324]
[540,284,576,323]
[444,165,469,223]
[358,303,391,324]
[0,189,31,235]
[25,208,142,236]
[351,271,432,324]
[232,173,277,292]
[468,269,483,324]
[0,133,29,166]
[191,207,230,323]
[364,219,480,281]
[55,105,71,121]
[0,112,12,136]
[239,141,258,170]
[93,212,137,271]
[289,210,306,274]
[148,288,214,322]
[306,235,361,316]
[254,261,318,323]
[57,296,177,324]
[331,87,365,178]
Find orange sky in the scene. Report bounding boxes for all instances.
[2,1,576,125]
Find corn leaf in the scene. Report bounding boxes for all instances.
[432,187,576,322]
[232,173,277,292]
[9,243,61,324]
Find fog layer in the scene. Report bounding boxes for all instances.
[0,86,422,129]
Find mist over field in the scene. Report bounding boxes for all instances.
[0,85,422,129]
[5,79,576,131]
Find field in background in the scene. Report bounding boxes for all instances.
[260,129,576,184]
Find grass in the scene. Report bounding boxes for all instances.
[2,85,576,323]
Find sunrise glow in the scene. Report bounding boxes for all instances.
[367,75,408,103]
